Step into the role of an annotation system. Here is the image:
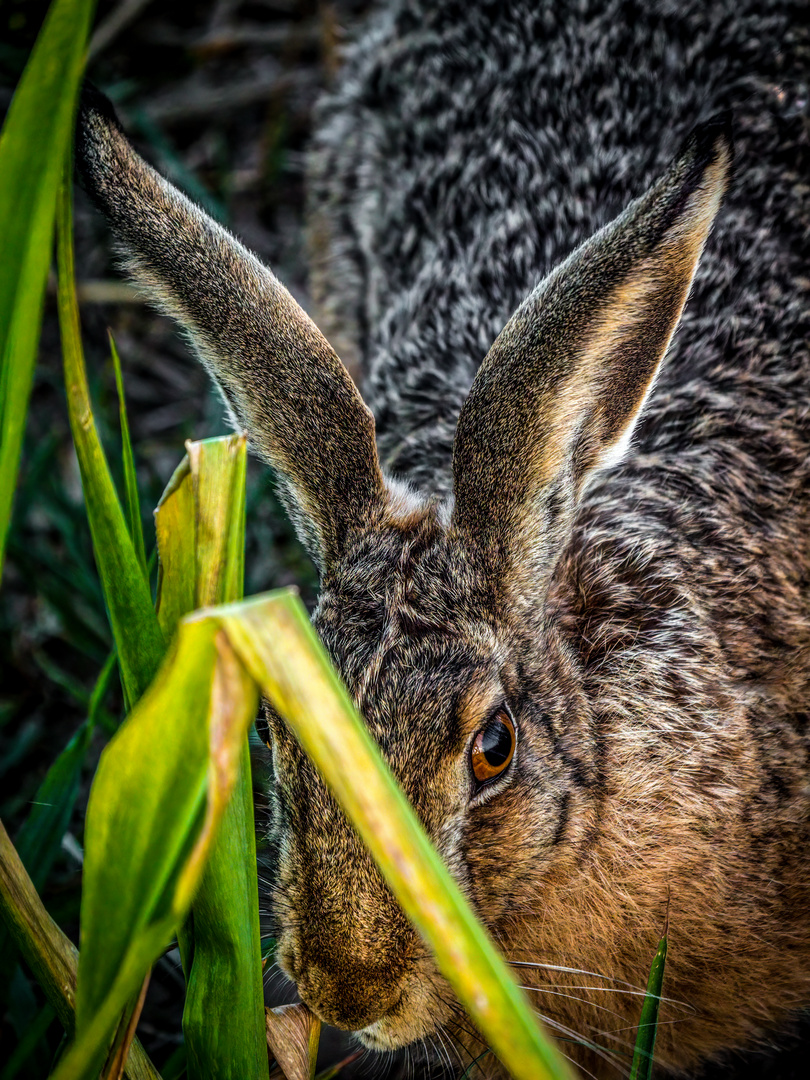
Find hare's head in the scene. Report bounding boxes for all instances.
[77,91,731,1048]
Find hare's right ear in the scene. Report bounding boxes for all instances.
[452,116,733,611]
[75,87,387,572]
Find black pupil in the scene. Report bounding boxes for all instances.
[481,719,512,767]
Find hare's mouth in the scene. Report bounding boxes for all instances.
[356,1019,398,1050]
[356,1010,427,1051]
[354,982,454,1051]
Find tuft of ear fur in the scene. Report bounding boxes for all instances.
[451,114,733,610]
[75,86,387,572]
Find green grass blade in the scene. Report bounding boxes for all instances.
[629,933,668,1080]
[155,436,266,1080]
[0,652,115,991]
[89,649,119,733]
[56,174,164,709]
[55,619,258,1080]
[0,1001,55,1080]
[218,590,576,1080]
[0,0,96,579]
[109,331,147,575]
[13,722,92,893]
[4,649,115,902]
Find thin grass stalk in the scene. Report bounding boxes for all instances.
[56,170,164,709]
[0,822,160,1080]
[629,932,668,1080]
[109,331,147,575]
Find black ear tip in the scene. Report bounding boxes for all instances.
[78,81,123,131]
[688,110,735,170]
[75,82,126,197]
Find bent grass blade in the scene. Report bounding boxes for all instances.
[218,590,576,1080]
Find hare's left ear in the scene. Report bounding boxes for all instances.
[451,115,733,608]
[76,86,388,574]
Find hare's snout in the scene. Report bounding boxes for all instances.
[284,949,403,1032]
[278,928,457,1054]
[276,928,444,1045]
[273,832,422,1038]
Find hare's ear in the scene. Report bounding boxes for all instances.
[76,87,387,572]
[452,115,733,607]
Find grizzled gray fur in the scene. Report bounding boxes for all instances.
[309,0,809,498]
[76,0,809,1076]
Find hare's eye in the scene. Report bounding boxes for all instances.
[255,711,272,751]
[470,709,516,786]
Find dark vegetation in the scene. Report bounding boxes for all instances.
[0,1,807,1077]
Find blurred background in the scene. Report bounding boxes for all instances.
[0,1,808,1077]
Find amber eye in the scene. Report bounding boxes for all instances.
[470,709,516,786]
[255,711,272,751]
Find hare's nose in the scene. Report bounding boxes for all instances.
[296,961,403,1031]
[276,934,302,980]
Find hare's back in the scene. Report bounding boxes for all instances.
[309,0,808,436]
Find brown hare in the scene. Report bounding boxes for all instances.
[76,0,810,1075]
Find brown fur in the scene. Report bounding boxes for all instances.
[75,77,810,1080]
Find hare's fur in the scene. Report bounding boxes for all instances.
[76,0,810,1075]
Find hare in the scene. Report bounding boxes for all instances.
[76,0,810,1076]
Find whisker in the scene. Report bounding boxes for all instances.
[508,960,646,992]
[518,981,694,1012]
[517,984,630,1022]
[530,1011,628,1075]
[555,1049,605,1080]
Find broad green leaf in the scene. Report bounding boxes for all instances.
[219,590,575,1080]
[109,332,147,575]
[55,620,258,1080]
[629,933,668,1080]
[156,436,266,1080]
[56,175,164,709]
[0,0,96,578]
